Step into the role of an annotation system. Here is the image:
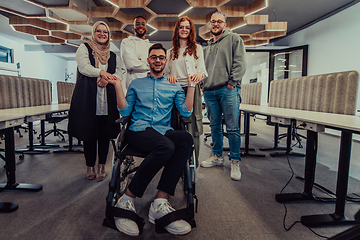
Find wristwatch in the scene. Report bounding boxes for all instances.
[189,83,196,88]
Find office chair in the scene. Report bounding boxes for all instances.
[35,112,68,148]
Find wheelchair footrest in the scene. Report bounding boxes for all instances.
[103,205,145,235]
[155,206,196,234]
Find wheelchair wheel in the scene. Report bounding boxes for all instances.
[116,155,134,197]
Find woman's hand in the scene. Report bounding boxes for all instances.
[190,72,203,83]
[100,70,116,81]
[167,76,178,84]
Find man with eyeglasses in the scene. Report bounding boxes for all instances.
[200,11,247,181]
[120,16,152,88]
[107,43,200,236]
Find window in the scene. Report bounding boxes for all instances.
[0,46,14,63]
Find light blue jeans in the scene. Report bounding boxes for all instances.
[203,86,241,161]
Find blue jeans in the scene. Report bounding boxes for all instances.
[203,86,241,161]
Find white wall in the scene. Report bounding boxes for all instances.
[273,2,360,113]
[273,2,360,138]
[0,35,68,103]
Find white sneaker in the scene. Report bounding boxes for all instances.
[148,200,191,235]
[230,159,241,181]
[114,196,139,236]
[200,153,224,168]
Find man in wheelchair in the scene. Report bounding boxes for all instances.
[107,43,200,236]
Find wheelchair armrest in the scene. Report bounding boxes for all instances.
[115,116,129,125]
[180,116,191,125]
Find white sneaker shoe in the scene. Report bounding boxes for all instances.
[230,159,241,181]
[148,200,191,235]
[114,196,139,236]
[200,153,224,168]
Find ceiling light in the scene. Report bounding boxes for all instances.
[245,0,268,17]
[105,0,119,8]
[230,23,247,31]
[48,16,69,27]
[147,23,158,36]
[65,40,79,47]
[23,0,45,8]
[178,6,193,17]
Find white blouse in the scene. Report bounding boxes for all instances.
[76,43,122,116]
[165,44,208,87]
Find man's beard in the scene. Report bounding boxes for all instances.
[135,28,146,38]
[211,29,223,36]
[150,65,164,74]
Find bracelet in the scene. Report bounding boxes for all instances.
[189,83,196,88]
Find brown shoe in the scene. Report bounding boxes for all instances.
[86,166,96,180]
[96,164,106,181]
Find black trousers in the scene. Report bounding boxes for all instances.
[83,115,110,167]
[126,127,193,198]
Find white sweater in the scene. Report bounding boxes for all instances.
[120,36,152,88]
[164,44,208,87]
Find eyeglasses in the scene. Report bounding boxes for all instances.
[135,22,146,26]
[149,55,166,61]
[178,26,191,30]
[96,29,109,34]
[210,20,225,24]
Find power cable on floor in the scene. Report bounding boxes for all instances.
[280,154,329,238]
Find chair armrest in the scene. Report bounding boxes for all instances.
[180,116,191,125]
[115,116,129,125]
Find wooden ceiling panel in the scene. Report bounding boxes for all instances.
[3,0,287,47]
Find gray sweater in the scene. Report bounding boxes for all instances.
[203,30,247,90]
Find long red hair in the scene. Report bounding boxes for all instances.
[171,16,198,60]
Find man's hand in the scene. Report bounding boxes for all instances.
[226,84,235,89]
[167,76,178,84]
[97,78,108,88]
[107,77,121,86]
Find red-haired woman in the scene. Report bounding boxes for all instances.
[165,16,208,163]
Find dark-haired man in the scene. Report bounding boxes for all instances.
[108,43,199,236]
[120,16,152,88]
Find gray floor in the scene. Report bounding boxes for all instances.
[1,116,360,240]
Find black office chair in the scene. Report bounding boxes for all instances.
[103,115,198,235]
[36,112,68,145]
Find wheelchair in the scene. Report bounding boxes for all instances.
[102,115,198,235]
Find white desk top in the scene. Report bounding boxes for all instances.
[0,104,70,117]
[240,104,360,133]
[0,104,70,129]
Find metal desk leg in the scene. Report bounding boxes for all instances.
[0,127,42,192]
[241,112,265,157]
[276,130,317,203]
[301,130,356,227]
[53,136,83,154]
[16,122,49,154]
[270,120,305,157]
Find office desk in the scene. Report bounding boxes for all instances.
[0,114,24,212]
[240,105,297,157]
[0,104,70,154]
[290,110,360,227]
[0,106,71,210]
[240,104,360,227]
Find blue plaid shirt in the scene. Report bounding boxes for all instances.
[119,73,192,135]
